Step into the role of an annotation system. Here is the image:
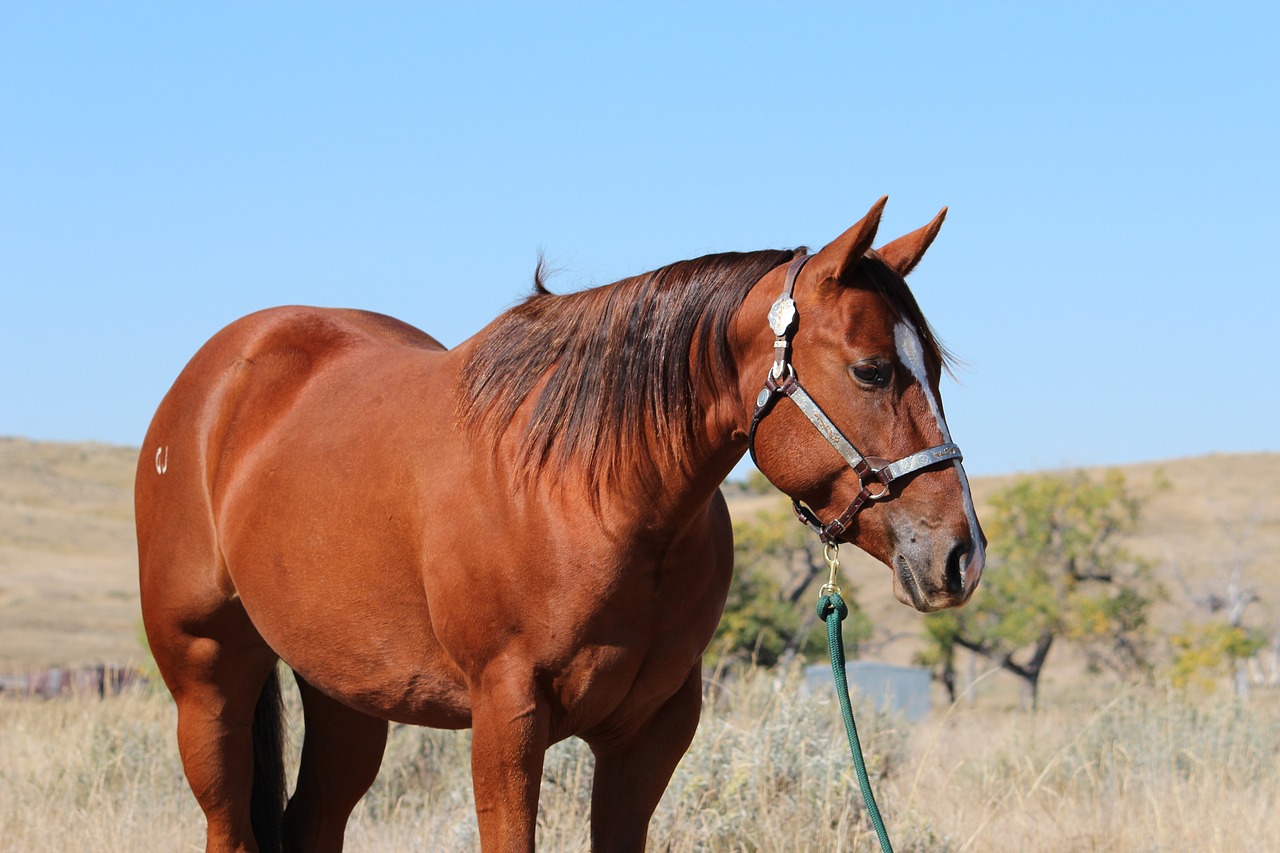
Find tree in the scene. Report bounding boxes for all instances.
[917,470,1161,709]
[712,502,871,668]
[1169,622,1265,694]
[742,468,778,497]
[1172,518,1271,698]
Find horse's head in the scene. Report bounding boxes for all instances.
[743,198,984,612]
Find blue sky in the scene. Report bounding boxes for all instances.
[2,2,1276,477]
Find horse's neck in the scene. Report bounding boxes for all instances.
[613,274,781,526]
[657,442,745,526]
[525,412,747,544]
[586,444,742,541]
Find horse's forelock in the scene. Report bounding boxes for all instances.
[859,252,956,377]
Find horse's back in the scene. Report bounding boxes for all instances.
[138,305,444,501]
[164,305,444,428]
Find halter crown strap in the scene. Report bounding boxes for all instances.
[747,253,962,544]
[766,254,806,378]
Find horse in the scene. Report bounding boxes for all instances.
[135,197,985,853]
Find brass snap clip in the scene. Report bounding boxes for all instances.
[819,541,842,598]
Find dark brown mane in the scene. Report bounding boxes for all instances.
[860,251,956,376]
[457,249,800,484]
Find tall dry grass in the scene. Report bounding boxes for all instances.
[1,667,1277,851]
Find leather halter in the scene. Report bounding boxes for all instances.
[747,254,963,544]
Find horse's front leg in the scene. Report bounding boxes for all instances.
[469,663,552,852]
[587,665,703,853]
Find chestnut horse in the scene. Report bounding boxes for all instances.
[136,197,984,853]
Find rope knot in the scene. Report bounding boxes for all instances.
[816,592,849,623]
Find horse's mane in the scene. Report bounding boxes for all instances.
[456,246,952,488]
[457,248,800,485]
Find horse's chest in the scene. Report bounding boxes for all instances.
[545,548,732,735]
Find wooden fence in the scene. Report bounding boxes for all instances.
[0,664,148,698]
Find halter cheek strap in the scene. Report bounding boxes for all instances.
[747,254,962,544]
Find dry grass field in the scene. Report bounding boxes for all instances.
[1,666,1277,851]
[1,438,1278,851]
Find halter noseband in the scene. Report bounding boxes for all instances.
[747,254,963,544]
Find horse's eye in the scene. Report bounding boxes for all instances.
[851,362,889,387]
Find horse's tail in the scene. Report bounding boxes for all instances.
[250,665,287,853]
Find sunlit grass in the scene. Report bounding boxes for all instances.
[2,668,1277,851]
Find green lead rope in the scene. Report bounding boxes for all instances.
[817,591,894,853]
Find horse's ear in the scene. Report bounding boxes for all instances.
[877,207,947,277]
[807,196,888,285]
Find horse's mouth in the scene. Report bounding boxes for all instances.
[893,554,942,613]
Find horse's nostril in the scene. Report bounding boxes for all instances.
[945,542,969,596]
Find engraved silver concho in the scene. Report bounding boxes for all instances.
[767,296,797,337]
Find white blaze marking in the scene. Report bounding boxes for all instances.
[155,446,168,475]
[893,322,985,586]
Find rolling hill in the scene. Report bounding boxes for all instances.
[1,437,1276,676]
